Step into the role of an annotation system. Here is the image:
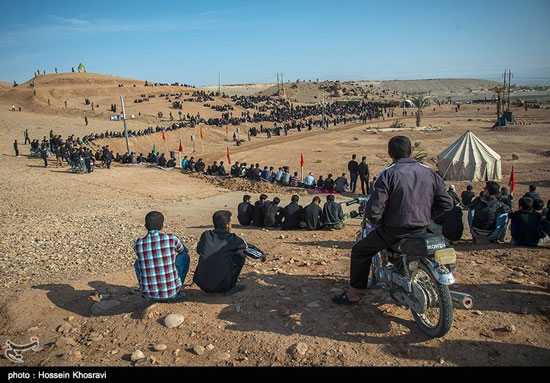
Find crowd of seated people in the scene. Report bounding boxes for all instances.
[236,194,348,231]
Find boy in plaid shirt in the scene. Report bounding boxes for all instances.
[134,211,190,300]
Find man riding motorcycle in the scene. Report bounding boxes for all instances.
[332,136,454,305]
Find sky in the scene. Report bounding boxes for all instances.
[1,0,549,86]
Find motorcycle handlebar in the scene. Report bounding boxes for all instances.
[344,196,369,206]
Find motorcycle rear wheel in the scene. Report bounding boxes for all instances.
[411,261,453,338]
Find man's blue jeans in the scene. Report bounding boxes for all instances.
[134,253,190,300]
[468,211,509,241]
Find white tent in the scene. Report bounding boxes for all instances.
[437,130,501,181]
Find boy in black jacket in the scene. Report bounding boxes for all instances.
[193,210,266,293]
[509,197,545,247]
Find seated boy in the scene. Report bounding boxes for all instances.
[193,210,266,294]
[509,197,545,247]
[468,181,511,243]
[134,211,190,300]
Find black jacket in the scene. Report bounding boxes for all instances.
[193,230,247,293]
[366,158,453,229]
[509,210,543,244]
[461,190,475,206]
[263,201,283,227]
[358,162,370,179]
[282,202,304,230]
[252,201,265,227]
[322,201,343,224]
[348,160,359,174]
[469,195,511,231]
[304,203,323,230]
[237,202,254,226]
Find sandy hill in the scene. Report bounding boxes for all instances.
[0,72,197,121]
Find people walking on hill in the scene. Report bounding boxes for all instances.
[13,140,19,157]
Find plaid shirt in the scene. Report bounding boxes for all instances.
[134,230,187,300]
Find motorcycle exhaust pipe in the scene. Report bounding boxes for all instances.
[450,291,474,309]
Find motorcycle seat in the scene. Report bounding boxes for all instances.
[388,234,447,257]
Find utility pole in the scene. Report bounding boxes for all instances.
[276,73,280,94]
[507,69,512,110]
[218,72,221,96]
[120,96,130,154]
[281,72,284,94]
[502,70,507,114]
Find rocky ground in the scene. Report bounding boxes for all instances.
[0,102,549,367]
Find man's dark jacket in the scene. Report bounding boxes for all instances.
[322,201,343,224]
[358,162,370,180]
[263,201,282,227]
[237,202,254,226]
[304,203,323,230]
[193,230,247,293]
[469,195,511,231]
[252,201,265,227]
[282,202,303,230]
[366,158,453,229]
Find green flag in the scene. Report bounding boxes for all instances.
[152,144,156,154]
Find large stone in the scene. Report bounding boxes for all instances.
[192,345,205,355]
[163,314,184,328]
[91,300,121,315]
[288,342,308,359]
[152,344,167,351]
[131,350,145,362]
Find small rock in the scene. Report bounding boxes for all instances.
[438,357,445,364]
[279,234,285,239]
[131,350,145,362]
[56,323,72,334]
[504,325,517,333]
[192,345,205,355]
[234,305,241,313]
[173,349,181,357]
[66,316,75,322]
[163,314,185,328]
[307,301,321,308]
[205,344,215,351]
[217,352,231,361]
[288,342,308,359]
[73,351,82,359]
[152,344,167,351]
[89,332,103,342]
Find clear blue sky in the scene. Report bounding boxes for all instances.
[1,0,549,86]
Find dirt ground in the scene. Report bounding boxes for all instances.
[0,76,549,367]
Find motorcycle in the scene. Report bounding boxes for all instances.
[346,196,473,338]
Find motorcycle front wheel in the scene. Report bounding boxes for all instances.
[411,261,453,338]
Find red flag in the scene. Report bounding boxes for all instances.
[508,166,516,193]
[200,127,203,139]
[300,153,304,168]
[162,131,166,141]
[226,147,231,165]
[178,139,183,152]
